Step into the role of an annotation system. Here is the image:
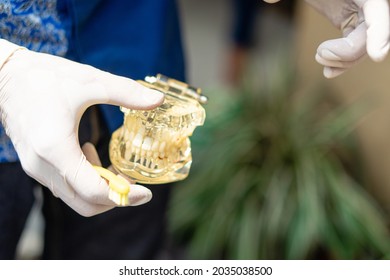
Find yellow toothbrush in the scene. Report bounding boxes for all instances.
[93,166,130,206]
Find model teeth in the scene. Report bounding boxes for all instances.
[124,141,132,160]
[121,122,189,170]
[152,139,159,151]
[133,133,143,148]
[159,141,166,153]
[142,137,152,150]
[119,116,192,169]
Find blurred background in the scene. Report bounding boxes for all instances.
[17,0,390,259]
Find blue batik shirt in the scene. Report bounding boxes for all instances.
[0,0,185,162]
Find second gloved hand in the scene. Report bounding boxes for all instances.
[263,0,390,78]
[0,40,164,216]
[307,0,390,78]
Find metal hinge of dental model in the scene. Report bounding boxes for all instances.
[145,74,208,105]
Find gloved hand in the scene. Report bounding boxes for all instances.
[263,0,390,78]
[0,39,163,216]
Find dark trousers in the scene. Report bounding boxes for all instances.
[0,106,172,259]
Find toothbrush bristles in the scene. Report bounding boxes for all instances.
[109,189,129,206]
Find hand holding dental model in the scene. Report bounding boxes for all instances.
[0,39,164,217]
[264,0,390,78]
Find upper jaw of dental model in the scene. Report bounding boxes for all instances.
[122,125,190,170]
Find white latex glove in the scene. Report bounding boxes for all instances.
[263,0,390,78]
[0,40,163,216]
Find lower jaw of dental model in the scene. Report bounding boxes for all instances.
[109,124,193,184]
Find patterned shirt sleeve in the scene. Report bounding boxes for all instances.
[0,0,68,162]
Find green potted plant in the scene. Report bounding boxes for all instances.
[168,60,390,259]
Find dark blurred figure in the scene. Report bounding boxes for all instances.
[226,0,297,85]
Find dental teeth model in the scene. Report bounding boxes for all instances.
[109,74,207,184]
